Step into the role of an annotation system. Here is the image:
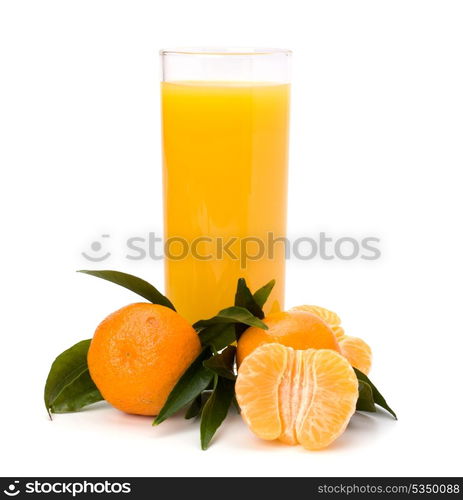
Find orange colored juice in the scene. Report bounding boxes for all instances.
[162,81,290,322]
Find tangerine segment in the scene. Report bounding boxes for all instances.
[234,343,287,440]
[331,325,345,340]
[236,310,341,366]
[236,344,358,450]
[291,305,372,374]
[290,305,341,328]
[338,336,372,375]
[296,348,358,450]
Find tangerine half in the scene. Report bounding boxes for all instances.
[290,304,341,327]
[236,343,358,450]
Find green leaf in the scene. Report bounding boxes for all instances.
[198,323,236,351]
[234,278,264,319]
[184,395,203,420]
[203,346,237,380]
[51,371,103,413]
[44,339,103,416]
[78,270,175,311]
[252,279,276,309]
[196,281,270,349]
[194,306,268,330]
[200,376,235,450]
[154,349,214,425]
[184,391,216,420]
[354,368,397,419]
[356,380,377,413]
[234,279,266,339]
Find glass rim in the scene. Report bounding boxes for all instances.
[160,47,292,56]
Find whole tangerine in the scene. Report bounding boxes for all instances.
[236,310,341,366]
[88,302,201,416]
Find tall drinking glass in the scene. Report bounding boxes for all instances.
[161,48,291,323]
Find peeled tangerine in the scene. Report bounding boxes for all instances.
[236,344,358,450]
[291,305,372,375]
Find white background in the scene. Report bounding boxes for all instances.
[1,0,462,477]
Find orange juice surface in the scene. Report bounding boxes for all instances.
[162,81,290,323]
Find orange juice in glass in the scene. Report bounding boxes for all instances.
[161,49,291,323]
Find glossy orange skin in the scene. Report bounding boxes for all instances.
[88,303,201,416]
[236,310,341,366]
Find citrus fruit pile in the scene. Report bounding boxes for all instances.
[44,270,395,451]
[235,307,373,449]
